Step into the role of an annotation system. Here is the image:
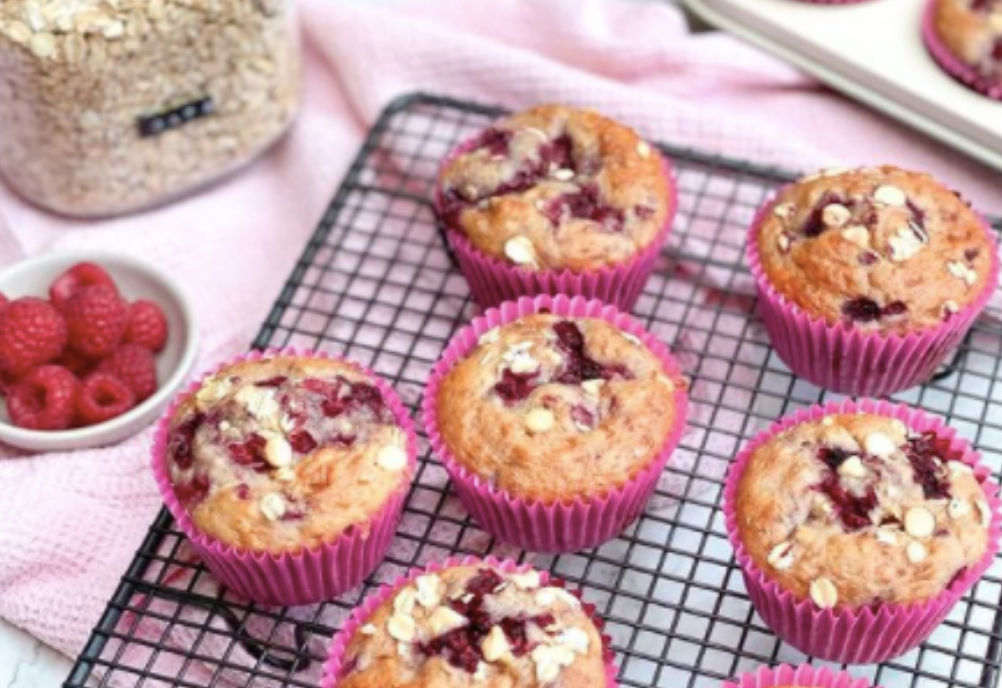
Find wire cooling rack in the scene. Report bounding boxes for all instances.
[66,93,1002,688]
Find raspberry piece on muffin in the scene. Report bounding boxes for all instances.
[756,165,994,332]
[435,313,680,503]
[336,563,607,688]
[164,354,413,553]
[437,105,671,273]
[734,412,994,608]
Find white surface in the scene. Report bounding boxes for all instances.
[683,0,1002,173]
[0,621,72,687]
[0,252,198,451]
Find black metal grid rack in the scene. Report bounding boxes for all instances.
[66,93,1002,688]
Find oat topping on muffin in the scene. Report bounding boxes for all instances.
[756,166,995,331]
[933,0,1002,86]
[437,105,671,272]
[435,314,681,503]
[735,413,993,608]
[166,355,412,552]
[339,564,607,688]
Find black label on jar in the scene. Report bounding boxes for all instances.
[138,97,214,138]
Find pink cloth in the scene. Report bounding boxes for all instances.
[0,0,1000,678]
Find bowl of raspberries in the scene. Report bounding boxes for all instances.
[0,252,198,451]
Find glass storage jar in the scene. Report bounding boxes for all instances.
[0,0,301,217]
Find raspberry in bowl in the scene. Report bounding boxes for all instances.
[0,252,197,451]
[322,557,616,688]
[435,104,677,310]
[152,349,417,605]
[747,165,999,396]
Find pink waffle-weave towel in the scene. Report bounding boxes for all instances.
[0,0,1000,684]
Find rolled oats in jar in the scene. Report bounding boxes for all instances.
[0,0,301,216]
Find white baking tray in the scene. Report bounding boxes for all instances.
[682,0,1002,173]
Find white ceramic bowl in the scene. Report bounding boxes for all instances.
[0,251,198,452]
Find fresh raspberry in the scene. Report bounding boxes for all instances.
[49,262,117,311]
[0,370,20,397]
[63,285,128,359]
[55,348,95,379]
[97,344,158,402]
[6,365,80,430]
[123,300,168,353]
[0,297,68,375]
[0,292,8,309]
[76,372,136,426]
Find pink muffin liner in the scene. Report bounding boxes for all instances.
[433,132,678,311]
[722,664,876,688]
[421,294,689,553]
[150,347,418,607]
[723,398,1002,664]
[320,555,618,687]
[923,0,1002,101]
[747,187,1000,396]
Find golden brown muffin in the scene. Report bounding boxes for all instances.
[933,0,1002,85]
[756,166,994,332]
[339,564,606,688]
[165,355,412,552]
[435,314,681,503]
[735,413,992,608]
[437,105,672,272]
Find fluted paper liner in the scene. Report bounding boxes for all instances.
[722,663,877,688]
[151,347,418,606]
[723,398,1002,663]
[422,294,689,553]
[320,555,618,687]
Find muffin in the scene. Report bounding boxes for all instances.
[434,104,676,310]
[724,399,1000,663]
[723,664,872,688]
[925,0,1002,99]
[748,165,998,396]
[323,558,614,688]
[152,349,417,605]
[423,294,688,553]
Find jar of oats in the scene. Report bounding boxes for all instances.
[0,0,301,217]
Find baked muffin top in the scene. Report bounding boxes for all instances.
[339,564,606,688]
[933,0,1002,82]
[166,355,412,553]
[437,104,671,272]
[755,166,995,332]
[735,413,993,608]
[435,314,682,503]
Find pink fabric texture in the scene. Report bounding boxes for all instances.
[0,0,1001,677]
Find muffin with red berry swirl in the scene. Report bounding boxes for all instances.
[748,165,998,396]
[423,295,688,553]
[152,349,417,605]
[925,0,1002,99]
[434,105,676,310]
[323,559,614,688]
[724,399,1000,664]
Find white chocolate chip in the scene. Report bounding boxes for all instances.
[525,408,555,434]
[478,328,500,346]
[552,168,575,181]
[766,542,795,570]
[822,204,852,228]
[508,353,540,375]
[504,236,537,267]
[947,261,977,287]
[773,203,795,220]
[581,379,605,397]
[977,499,992,528]
[415,574,445,609]
[258,493,285,521]
[809,577,838,609]
[821,417,835,426]
[535,587,581,609]
[510,570,542,590]
[948,498,971,520]
[864,432,897,458]
[393,587,417,615]
[387,614,416,643]
[888,227,924,262]
[657,374,676,392]
[776,233,791,253]
[949,462,974,478]
[427,606,469,636]
[235,385,280,422]
[377,445,408,471]
[837,456,867,479]
[621,332,642,346]
[473,662,488,682]
[360,624,377,636]
[873,185,906,207]
[274,467,296,482]
[531,645,575,683]
[942,301,959,318]
[263,434,293,468]
[907,540,928,564]
[637,141,651,159]
[904,507,936,538]
[557,627,591,654]
[876,527,899,546]
[481,625,511,663]
[841,225,870,249]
